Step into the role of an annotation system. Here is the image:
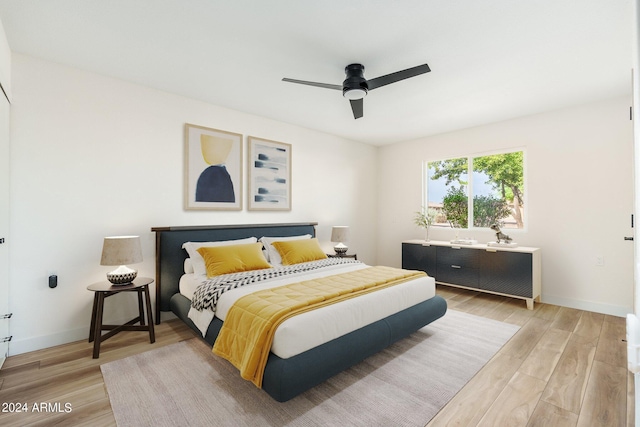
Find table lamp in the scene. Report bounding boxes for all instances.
[331,226,350,255]
[100,236,143,284]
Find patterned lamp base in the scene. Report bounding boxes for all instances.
[333,243,348,255]
[107,268,138,285]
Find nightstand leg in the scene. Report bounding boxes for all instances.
[88,292,99,343]
[143,285,155,343]
[137,289,145,326]
[92,292,105,358]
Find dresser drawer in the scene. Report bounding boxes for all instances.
[436,246,480,268]
[436,264,479,289]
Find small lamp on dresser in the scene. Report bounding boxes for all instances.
[100,235,143,285]
[331,226,350,255]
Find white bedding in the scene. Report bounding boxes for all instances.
[184,262,435,359]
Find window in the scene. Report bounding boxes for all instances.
[424,150,524,229]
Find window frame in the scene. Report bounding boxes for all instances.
[422,148,527,231]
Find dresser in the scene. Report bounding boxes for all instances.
[402,240,541,309]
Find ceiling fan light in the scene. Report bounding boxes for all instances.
[343,88,367,100]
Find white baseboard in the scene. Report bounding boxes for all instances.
[542,294,632,318]
[9,325,89,356]
[7,311,177,356]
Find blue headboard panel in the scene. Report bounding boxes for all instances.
[151,222,318,323]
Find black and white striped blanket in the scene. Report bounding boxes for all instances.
[190,257,362,314]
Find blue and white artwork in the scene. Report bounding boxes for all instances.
[185,124,243,210]
[248,137,291,211]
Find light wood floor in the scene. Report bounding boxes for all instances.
[0,285,633,426]
[429,286,633,427]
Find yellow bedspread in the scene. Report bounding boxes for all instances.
[212,265,426,387]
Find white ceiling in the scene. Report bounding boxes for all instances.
[0,0,633,145]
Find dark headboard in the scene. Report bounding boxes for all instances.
[151,222,318,324]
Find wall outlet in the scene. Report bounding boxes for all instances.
[595,256,605,266]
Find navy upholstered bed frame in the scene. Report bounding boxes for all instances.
[152,222,447,402]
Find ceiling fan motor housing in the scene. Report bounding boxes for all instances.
[343,64,368,99]
[282,61,430,118]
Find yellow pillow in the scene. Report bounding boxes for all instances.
[196,242,271,277]
[272,238,328,265]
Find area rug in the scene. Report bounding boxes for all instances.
[101,310,519,427]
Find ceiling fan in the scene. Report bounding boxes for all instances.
[282,62,431,119]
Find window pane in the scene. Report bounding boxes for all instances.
[472,152,524,229]
[426,158,469,228]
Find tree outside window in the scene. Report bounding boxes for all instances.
[425,151,524,229]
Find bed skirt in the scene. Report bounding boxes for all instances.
[170,293,447,402]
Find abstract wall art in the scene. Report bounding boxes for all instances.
[247,136,291,211]
[184,124,242,210]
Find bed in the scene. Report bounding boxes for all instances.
[152,222,447,402]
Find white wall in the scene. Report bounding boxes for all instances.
[0,18,10,100]
[378,96,634,316]
[8,54,378,355]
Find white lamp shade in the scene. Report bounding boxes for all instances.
[331,226,350,243]
[100,236,143,266]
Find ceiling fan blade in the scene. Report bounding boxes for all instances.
[282,78,342,91]
[367,63,431,90]
[350,98,363,119]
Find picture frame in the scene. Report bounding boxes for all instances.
[247,136,292,211]
[184,124,242,210]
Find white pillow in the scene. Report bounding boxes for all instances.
[182,237,258,276]
[259,234,312,266]
[184,258,194,274]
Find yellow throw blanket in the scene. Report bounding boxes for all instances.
[212,265,426,387]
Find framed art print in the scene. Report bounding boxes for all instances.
[247,136,291,211]
[184,124,242,210]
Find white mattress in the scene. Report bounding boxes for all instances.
[184,263,435,359]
